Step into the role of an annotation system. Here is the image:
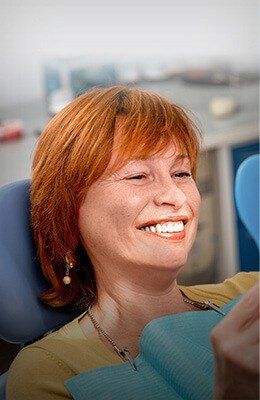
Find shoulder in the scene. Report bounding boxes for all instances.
[7,314,85,400]
[7,344,74,400]
[179,272,259,307]
[224,271,259,290]
[7,314,122,400]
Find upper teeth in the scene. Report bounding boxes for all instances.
[141,221,184,233]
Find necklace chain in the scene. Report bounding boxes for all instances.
[87,304,120,351]
[182,297,209,309]
[87,304,138,371]
[86,297,225,371]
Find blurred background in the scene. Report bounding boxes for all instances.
[0,0,259,372]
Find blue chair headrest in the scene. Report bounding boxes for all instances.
[235,154,259,248]
[0,180,81,344]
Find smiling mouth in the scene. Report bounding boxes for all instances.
[137,219,187,241]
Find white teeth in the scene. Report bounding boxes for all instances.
[161,224,168,233]
[166,223,174,233]
[155,223,162,233]
[140,221,184,233]
[169,221,184,232]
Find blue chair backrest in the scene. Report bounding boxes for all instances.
[0,180,81,400]
[235,154,259,248]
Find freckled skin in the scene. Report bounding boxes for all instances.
[77,142,201,358]
[78,144,201,278]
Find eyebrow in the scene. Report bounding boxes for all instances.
[141,153,189,164]
[121,154,190,170]
[173,154,189,161]
[174,155,191,167]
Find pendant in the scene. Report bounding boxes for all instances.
[204,300,226,316]
[118,348,137,371]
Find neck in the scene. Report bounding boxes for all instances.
[80,265,191,358]
[95,276,184,327]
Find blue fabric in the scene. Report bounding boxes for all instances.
[0,180,81,344]
[65,296,240,400]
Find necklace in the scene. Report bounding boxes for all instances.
[86,297,225,371]
[182,297,226,316]
[87,304,137,371]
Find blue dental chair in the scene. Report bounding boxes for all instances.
[0,153,259,400]
[0,180,82,400]
[234,154,259,249]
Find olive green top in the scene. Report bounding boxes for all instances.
[7,272,259,400]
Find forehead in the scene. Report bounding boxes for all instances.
[105,117,191,175]
[127,148,189,164]
[108,144,189,175]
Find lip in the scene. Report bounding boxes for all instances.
[142,230,186,241]
[136,215,189,229]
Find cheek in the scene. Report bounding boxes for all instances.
[78,190,137,243]
[78,202,112,258]
[78,189,107,247]
[188,185,201,216]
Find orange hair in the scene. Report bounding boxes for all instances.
[31,86,201,311]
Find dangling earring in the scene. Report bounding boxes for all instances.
[63,255,74,285]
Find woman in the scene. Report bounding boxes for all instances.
[7,86,259,399]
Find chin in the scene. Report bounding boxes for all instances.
[142,253,188,272]
[160,246,189,265]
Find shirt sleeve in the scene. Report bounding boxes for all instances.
[179,272,259,307]
[6,346,75,400]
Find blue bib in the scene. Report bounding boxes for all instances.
[65,296,240,400]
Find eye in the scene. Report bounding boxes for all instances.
[127,174,146,180]
[173,172,192,180]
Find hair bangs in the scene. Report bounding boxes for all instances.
[108,92,201,178]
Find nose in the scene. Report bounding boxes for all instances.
[153,177,187,209]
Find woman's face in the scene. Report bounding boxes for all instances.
[78,143,201,275]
